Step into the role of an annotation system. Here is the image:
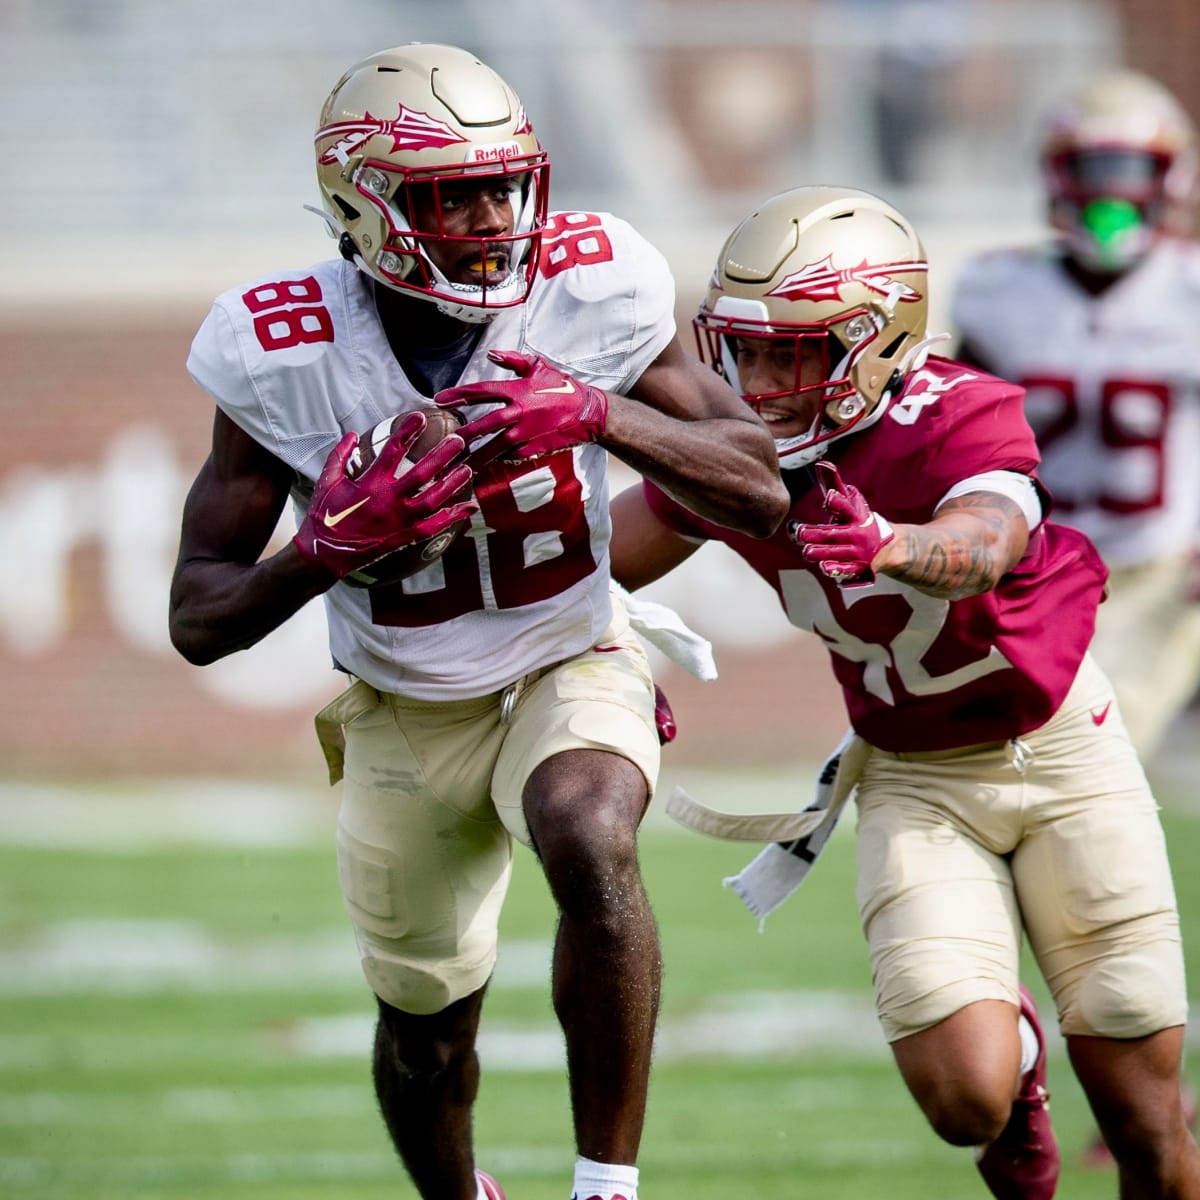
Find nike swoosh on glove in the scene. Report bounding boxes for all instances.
[293,413,478,580]
[435,349,608,466]
[788,460,893,587]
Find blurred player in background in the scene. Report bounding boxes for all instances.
[952,70,1200,1167]
[168,42,787,1200]
[610,185,1200,1199]
[952,68,1200,766]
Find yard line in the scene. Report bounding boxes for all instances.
[0,920,551,994]
[0,1134,939,1191]
[0,766,831,849]
[0,991,891,1079]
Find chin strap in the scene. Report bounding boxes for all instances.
[895,331,951,376]
[307,204,508,323]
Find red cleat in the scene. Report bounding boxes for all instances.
[975,985,1060,1199]
[477,1169,506,1200]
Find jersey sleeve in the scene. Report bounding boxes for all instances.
[918,368,1040,496]
[529,212,676,394]
[186,299,268,443]
[185,263,359,474]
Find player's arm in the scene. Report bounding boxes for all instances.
[168,411,338,665]
[792,462,1035,601]
[603,335,788,538]
[875,492,1031,600]
[170,409,477,665]
[440,340,789,538]
[608,483,704,592]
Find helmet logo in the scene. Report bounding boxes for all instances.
[317,105,468,165]
[466,141,524,164]
[767,255,926,303]
[513,105,533,136]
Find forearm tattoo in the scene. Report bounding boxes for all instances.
[889,493,1024,599]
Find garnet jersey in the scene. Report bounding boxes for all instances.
[187,211,675,700]
[951,238,1200,568]
[643,358,1109,752]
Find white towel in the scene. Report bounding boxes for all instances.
[666,729,866,925]
[613,582,718,682]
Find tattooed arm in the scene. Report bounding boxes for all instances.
[874,491,1030,601]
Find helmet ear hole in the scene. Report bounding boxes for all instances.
[877,332,907,360]
[332,195,360,222]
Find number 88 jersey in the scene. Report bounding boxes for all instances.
[186,210,675,700]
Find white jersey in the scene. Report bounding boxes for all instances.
[951,237,1200,567]
[187,210,675,699]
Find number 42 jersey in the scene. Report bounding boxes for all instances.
[643,358,1110,752]
[187,211,675,700]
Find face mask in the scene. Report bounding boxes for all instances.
[1075,197,1150,271]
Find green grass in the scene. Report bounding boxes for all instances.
[1,769,1197,1199]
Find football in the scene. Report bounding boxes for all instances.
[342,406,471,589]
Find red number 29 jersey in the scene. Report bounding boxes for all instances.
[645,358,1110,751]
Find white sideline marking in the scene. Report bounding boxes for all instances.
[0,778,338,849]
[0,1072,880,1129]
[0,1135,936,1189]
[0,766,834,848]
[0,991,890,1077]
[0,919,551,994]
[281,991,889,1069]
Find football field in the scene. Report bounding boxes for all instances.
[2,759,1198,1200]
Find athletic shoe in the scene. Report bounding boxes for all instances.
[1080,1081,1198,1168]
[476,1169,506,1200]
[975,984,1060,1200]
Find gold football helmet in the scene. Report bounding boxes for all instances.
[314,43,549,322]
[1040,69,1197,272]
[695,186,931,468]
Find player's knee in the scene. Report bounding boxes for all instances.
[375,991,483,1079]
[1065,938,1187,1038]
[543,812,641,896]
[919,1082,1011,1146]
[532,785,640,868]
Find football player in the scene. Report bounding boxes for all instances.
[609,185,1200,1198]
[952,68,1200,765]
[168,43,788,1200]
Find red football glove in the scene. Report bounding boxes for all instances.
[654,684,678,746]
[435,349,608,466]
[789,460,894,587]
[293,412,478,580]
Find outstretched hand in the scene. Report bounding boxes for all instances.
[293,412,477,580]
[788,460,894,586]
[435,349,608,466]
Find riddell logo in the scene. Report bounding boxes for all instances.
[466,141,523,163]
[767,255,926,303]
[316,105,467,164]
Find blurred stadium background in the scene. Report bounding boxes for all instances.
[7,0,1200,777]
[3,2,1200,1197]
